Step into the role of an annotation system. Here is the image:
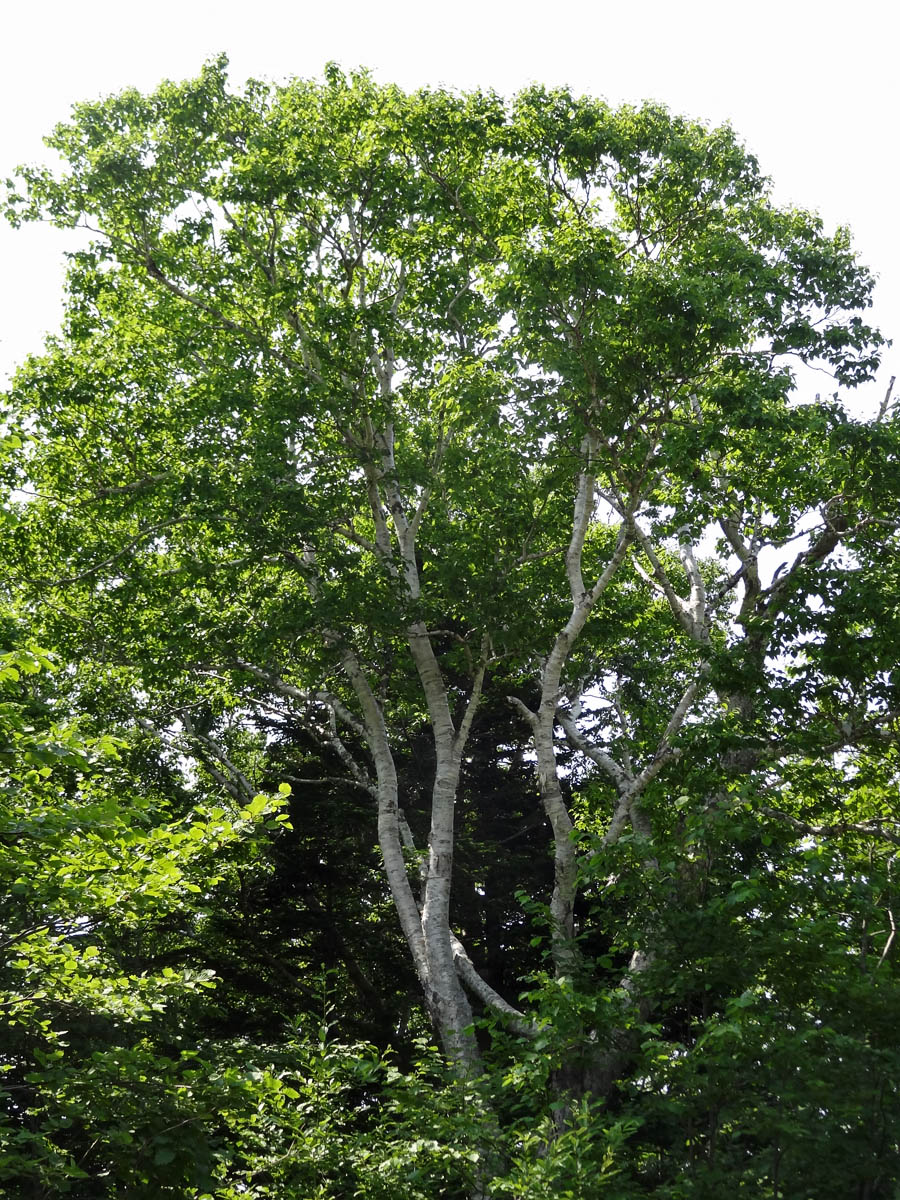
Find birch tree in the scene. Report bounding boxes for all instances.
[4,59,899,1165]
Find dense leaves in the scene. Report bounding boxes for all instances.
[2,60,899,1196]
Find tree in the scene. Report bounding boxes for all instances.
[0,625,315,1193]
[3,59,900,1193]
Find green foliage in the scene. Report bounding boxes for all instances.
[1,58,899,1198]
[0,636,299,1194]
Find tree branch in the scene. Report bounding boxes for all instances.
[759,805,900,847]
[450,932,537,1037]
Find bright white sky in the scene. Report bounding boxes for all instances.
[2,0,898,411]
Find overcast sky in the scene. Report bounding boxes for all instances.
[2,0,897,410]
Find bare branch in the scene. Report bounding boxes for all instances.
[555,707,630,792]
[450,932,537,1037]
[876,906,896,971]
[762,516,848,618]
[86,471,172,501]
[283,774,375,795]
[180,712,256,806]
[49,519,182,587]
[628,670,707,795]
[454,634,491,757]
[144,250,309,377]
[759,806,900,847]
[719,515,752,564]
[629,519,703,641]
[586,522,633,607]
[230,660,367,739]
[677,528,709,640]
[332,523,380,555]
[324,703,373,793]
[507,695,538,730]
[876,374,896,422]
[566,433,598,601]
